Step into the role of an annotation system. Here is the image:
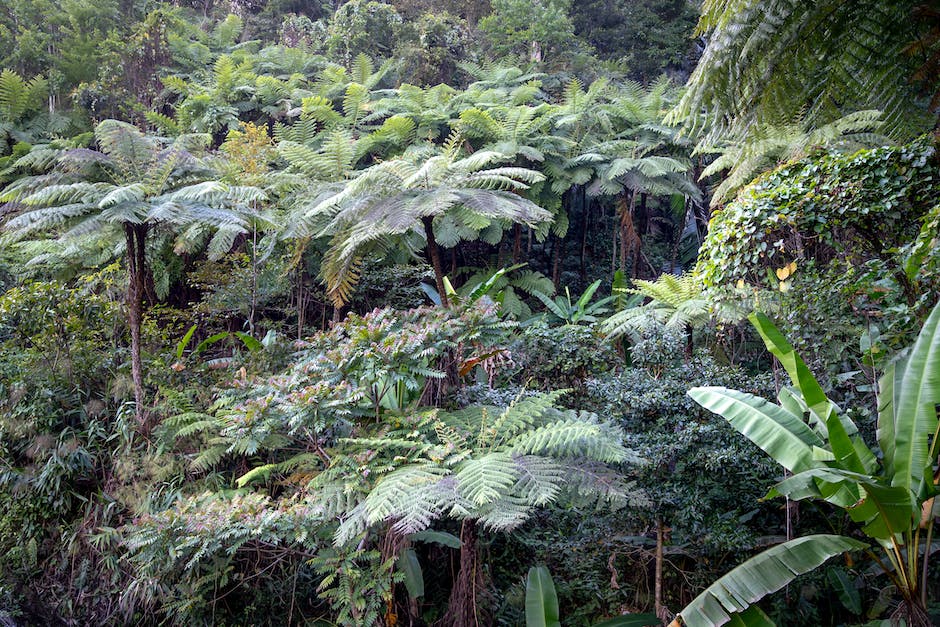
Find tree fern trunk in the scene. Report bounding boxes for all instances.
[423,216,449,307]
[580,191,589,283]
[443,519,487,627]
[125,224,145,424]
[655,517,665,620]
[552,234,563,289]
[512,223,523,263]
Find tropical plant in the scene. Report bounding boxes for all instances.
[667,0,936,145]
[669,536,867,627]
[313,390,641,625]
[435,263,556,319]
[695,138,940,306]
[0,69,68,152]
[601,273,713,343]
[525,564,659,627]
[591,80,699,276]
[698,110,886,208]
[684,300,940,626]
[302,133,551,308]
[531,279,612,325]
[0,120,258,421]
[526,565,561,627]
[456,100,569,262]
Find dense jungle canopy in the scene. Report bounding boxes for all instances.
[0,1,939,625]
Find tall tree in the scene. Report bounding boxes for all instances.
[0,120,257,422]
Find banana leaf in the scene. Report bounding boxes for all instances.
[677,534,867,627]
[525,565,561,627]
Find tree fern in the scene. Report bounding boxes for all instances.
[321,391,640,546]
[306,142,551,307]
[1,119,263,421]
[700,110,888,207]
[601,273,714,340]
[668,0,935,149]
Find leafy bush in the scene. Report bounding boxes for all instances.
[698,138,939,294]
[514,319,619,390]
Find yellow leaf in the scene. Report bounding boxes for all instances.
[735,278,745,289]
[775,260,797,280]
[778,279,792,292]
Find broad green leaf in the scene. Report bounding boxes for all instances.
[827,568,862,615]
[409,530,461,549]
[825,412,866,474]
[176,324,197,359]
[887,301,940,494]
[877,360,899,477]
[772,468,915,541]
[576,279,602,311]
[688,387,821,473]
[750,312,834,421]
[525,565,561,627]
[194,331,230,355]
[847,479,917,541]
[234,331,262,352]
[398,547,424,599]
[770,468,861,509]
[677,535,867,627]
[532,289,568,321]
[726,606,775,626]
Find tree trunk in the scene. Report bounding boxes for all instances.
[552,234,563,289]
[580,193,589,283]
[442,519,486,627]
[529,40,542,63]
[618,192,639,275]
[512,223,523,263]
[124,223,145,424]
[655,517,665,621]
[423,216,449,307]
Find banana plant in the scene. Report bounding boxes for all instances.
[681,300,940,626]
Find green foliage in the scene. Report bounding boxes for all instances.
[123,492,325,624]
[688,302,940,623]
[311,544,400,627]
[584,356,779,554]
[668,0,935,144]
[697,138,940,296]
[601,273,713,342]
[325,0,406,65]
[0,269,140,622]
[456,264,556,319]
[397,11,474,86]
[1,2,935,624]
[307,140,551,306]
[531,279,612,325]
[526,565,561,627]
[320,390,641,546]
[1,119,256,261]
[676,536,868,627]
[516,319,619,389]
[479,0,578,63]
[699,110,887,208]
[569,0,698,81]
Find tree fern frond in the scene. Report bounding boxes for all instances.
[511,454,565,506]
[509,417,629,463]
[455,453,517,507]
